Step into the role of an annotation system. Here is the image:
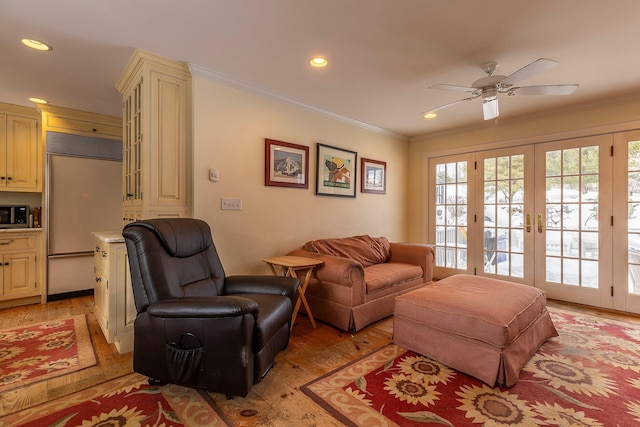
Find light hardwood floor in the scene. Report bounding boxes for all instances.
[0,296,638,425]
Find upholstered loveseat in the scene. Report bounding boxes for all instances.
[287,235,434,331]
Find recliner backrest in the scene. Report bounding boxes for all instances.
[123,218,226,313]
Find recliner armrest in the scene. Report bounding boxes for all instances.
[224,275,299,298]
[146,297,259,318]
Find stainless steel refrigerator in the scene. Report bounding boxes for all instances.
[46,131,122,297]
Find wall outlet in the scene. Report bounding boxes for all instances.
[221,197,242,210]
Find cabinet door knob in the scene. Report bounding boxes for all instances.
[95,277,101,282]
[4,262,9,266]
[0,176,5,180]
[6,177,11,181]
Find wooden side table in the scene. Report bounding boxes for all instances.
[262,255,323,330]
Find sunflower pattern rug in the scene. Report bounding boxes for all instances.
[302,308,640,426]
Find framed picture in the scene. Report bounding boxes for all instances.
[361,158,386,194]
[265,138,309,188]
[316,143,357,198]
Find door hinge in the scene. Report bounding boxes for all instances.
[611,145,614,157]
[611,216,614,226]
[474,214,477,223]
[611,286,614,297]
[474,161,477,170]
[473,267,477,275]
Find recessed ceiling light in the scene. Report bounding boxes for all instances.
[423,112,437,119]
[21,38,53,51]
[309,56,328,68]
[29,97,48,104]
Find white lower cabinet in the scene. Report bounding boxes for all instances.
[93,232,136,354]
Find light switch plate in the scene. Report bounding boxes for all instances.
[221,197,242,210]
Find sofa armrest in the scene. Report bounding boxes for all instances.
[287,248,365,288]
[389,243,435,282]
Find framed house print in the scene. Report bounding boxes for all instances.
[361,158,386,194]
[316,143,357,198]
[265,138,309,188]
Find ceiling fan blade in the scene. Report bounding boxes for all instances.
[500,58,558,87]
[482,97,499,120]
[429,84,477,93]
[508,84,579,96]
[423,95,479,116]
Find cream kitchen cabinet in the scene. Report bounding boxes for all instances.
[39,104,122,140]
[93,232,136,354]
[0,108,40,192]
[117,50,192,225]
[0,230,41,308]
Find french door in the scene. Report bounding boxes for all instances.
[429,131,640,314]
[613,130,640,313]
[430,147,535,284]
[533,135,613,308]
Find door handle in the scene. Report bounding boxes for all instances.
[538,214,544,233]
[526,214,531,232]
[0,240,13,245]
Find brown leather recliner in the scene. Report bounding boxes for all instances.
[122,218,299,397]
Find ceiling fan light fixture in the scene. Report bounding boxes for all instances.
[423,112,437,119]
[482,97,499,120]
[21,38,53,51]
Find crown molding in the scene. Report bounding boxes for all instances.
[189,63,407,141]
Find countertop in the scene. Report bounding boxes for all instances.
[93,231,125,243]
[0,228,42,233]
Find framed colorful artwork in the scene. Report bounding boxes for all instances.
[316,143,357,198]
[361,158,386,194]
[265,138,309,188]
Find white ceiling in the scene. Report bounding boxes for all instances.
[3,0,640,139]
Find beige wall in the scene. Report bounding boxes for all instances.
[407,93,640,243]
[192,77,409,275]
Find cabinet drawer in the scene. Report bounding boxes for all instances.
[94,244,109,269]
[45,115,122,138]
[0,235,36,251]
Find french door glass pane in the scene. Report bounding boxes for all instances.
[628,140,640,294]
[434,161,467,269]
[483,155,525,277]
[544,147,599,287]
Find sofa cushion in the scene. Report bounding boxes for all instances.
[302,235,390,267]
[364,262,423,293]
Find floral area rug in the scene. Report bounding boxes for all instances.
[0,372,233,426]
[0,315,96,393]
[302,308,640,426]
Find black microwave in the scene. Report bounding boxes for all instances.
[0,205,29,228]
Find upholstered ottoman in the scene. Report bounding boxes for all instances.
[393,274,558,387]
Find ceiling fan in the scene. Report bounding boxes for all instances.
[425,58,579,120]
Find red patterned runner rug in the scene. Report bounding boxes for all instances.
[302,308,640,426]
[0,315,96,393]
[0,372,233,426]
